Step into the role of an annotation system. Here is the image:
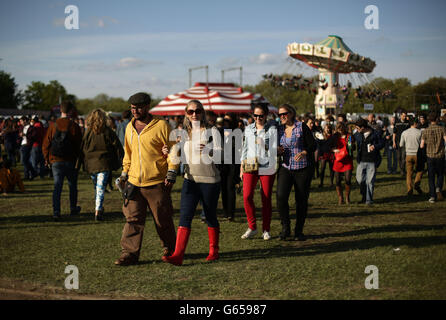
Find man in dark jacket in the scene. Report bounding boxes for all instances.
[354,118,385,205]
[42,100,83,220]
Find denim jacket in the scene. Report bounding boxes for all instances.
[241,121,277,174]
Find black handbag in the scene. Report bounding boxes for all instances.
[123,181,139,207]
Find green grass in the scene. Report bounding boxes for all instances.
[0,158,445,300]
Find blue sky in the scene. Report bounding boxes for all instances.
[1,0,445,100]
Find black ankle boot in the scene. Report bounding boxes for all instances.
[279,225,291,240]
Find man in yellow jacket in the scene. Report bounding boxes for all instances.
[114,92,179,266]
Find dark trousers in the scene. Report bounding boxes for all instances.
[427,157,445,199]
[51,161,78,215]
[4,144,16,167]
[220,164,239,219]
[397,147,406,174]
[20,145,36,179]
[387,147,397,173]
[276,165,313,236]
[179,179,220,228]
[31,146,46,178]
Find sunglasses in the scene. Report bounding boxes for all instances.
[279,112,289,117]
[186,109,203,115]
[253,114,265,119]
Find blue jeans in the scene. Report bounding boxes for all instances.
[91,171,110,211]
[356,162,376,204]
[179,179,220,228]
[51,161,78,216]
[31,146,46,178]
[427,157,445,199]
[387,146,397,173]
[20,145,36,179]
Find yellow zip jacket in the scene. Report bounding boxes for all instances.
[122,117,178,187]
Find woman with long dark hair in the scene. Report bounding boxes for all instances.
[276,104,316,241]
[163,100,222,266]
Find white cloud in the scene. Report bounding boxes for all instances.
[250,53,277,65]
[78,57,163,72]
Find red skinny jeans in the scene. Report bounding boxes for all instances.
[242,172,276,232]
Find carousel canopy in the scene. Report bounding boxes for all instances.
[150,82,277,116]
[287,35,376,73]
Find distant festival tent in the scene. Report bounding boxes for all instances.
[150,82,277,116]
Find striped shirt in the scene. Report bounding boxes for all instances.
[421,124,446,158]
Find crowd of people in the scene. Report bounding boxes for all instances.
[1,93,445,267]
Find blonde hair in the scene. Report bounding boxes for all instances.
[86,108,107,134]
[183,100,208,136]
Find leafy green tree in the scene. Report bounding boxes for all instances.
[76,93,160,115]
[0,70,22,109]
[413,77,446,113]
[23,80,68,110]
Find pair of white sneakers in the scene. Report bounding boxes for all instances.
[241,228,271,240]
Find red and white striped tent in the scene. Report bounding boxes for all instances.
[150,82,277,116]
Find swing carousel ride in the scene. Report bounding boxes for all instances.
[264,35,391,118]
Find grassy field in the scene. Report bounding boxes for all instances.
[0,158,445,300]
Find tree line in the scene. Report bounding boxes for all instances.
[1,69,445,116]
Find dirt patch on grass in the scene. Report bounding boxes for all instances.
[0,278,144,300]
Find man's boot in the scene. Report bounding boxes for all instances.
[206,227,219,261]
[162,226,191,266]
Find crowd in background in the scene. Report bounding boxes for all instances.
[1,104,445,226]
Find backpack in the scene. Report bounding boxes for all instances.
[50,121,73,157]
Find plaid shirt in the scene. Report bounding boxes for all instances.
[279,120,308,170]
[421,124,446,158]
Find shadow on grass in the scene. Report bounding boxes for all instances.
[309,224,446,240]
[0,211,127,228]
[154,224,446,265]
[306,208,430,219]
[209,235,446,263]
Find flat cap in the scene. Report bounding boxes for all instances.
[128,92,151,106]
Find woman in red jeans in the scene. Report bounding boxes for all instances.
[240,104,277,241]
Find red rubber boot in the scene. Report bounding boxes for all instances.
[206,227,220,261]
[162,226,191,266]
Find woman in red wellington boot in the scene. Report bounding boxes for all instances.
[163,100,222,266]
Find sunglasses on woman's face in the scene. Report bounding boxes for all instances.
[279,112,289,117]
[186,109,202,115]
[253,114,265,119]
